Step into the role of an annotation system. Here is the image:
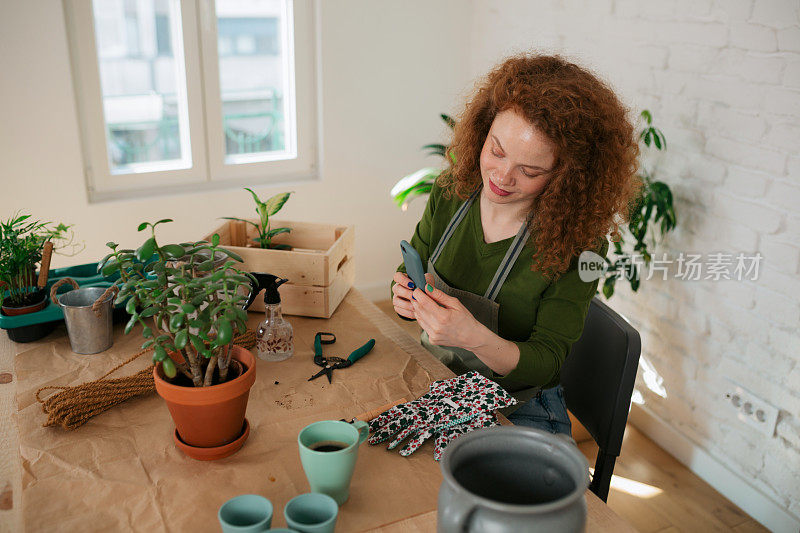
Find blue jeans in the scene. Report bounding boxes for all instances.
[507,385,572,437]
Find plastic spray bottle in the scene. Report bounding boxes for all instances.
[250,273,294,361]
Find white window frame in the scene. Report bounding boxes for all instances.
[64,0,319,203]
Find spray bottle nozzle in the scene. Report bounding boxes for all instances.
[243,272,289,309]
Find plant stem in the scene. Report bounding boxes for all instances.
[203,354,218,386]
[218,341,234,382]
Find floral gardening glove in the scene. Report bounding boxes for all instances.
[368,371,515,456]
[433,411,499,461]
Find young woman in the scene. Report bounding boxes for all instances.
[391,54,640,434]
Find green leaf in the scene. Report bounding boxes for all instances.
[124,314,137,335]
[263,192,292,216]
[190,334,206,352]
[160,244,185,259]
[174,330,188,350]
[140,307,157,318]
[602,277,616,299]
[153,345,168,362]
[441,113,456,128]
[196,259,216,272]
[161,358,176,378]
[169,313,186,332]
[125,298,137,315]
[640,109,652,125]
[643,130,652,147]
[101,259,120,276]
[137,222,149,232]
[244,187,265,208]
[212,233,220,246]
[142,339,155,349]
[266,227,291,238]
[142,326,153,338]
[155,218,173,226]
[180,303,196,314]
[136,237,156,262]
[652,130,662,149]
[216,319,233,345]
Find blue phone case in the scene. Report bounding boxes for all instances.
[400,240,426,290]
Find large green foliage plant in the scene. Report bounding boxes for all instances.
[100,219,252,387]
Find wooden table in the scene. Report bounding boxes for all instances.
[0,289,634,532]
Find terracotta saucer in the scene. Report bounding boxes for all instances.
[174,418,250,461]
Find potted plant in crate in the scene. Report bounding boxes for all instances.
[206,188,355,318]
[0,214,73,316]
[100,218,256,460]
[222,188,293,249]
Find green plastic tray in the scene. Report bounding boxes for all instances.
[0,262,122,330]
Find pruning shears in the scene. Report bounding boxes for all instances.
[308,332,376,384]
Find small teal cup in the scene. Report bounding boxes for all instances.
[298,419,369,505]
[284,493,338,533]
[217,494,273,532]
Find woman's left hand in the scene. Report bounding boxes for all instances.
[412,274,485,350]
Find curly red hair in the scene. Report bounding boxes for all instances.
[438,54,641,279]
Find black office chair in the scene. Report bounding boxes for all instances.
[560,297,642,502]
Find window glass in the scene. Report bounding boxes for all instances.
[92,0,191,173]
[215,0,291,161]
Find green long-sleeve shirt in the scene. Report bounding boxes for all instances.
[394,182,607,389]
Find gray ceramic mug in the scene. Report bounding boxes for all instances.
[437,426,589,533]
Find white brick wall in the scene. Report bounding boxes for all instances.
[470,0,800,522]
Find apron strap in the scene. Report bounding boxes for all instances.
[429,188,480,265]
[484,215,533,301]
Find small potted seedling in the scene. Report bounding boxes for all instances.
[222,188,293,249]
[100,219,257,460]
[0,214,74,316]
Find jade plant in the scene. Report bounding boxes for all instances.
[99,219,253,387]
[0,214,74,308]
[223,188,293,249]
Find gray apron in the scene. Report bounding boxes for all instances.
[420,187,539,412]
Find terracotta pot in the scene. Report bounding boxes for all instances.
[153,345,256,453]
[1,287,47,316]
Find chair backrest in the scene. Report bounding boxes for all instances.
[560,297,641,457]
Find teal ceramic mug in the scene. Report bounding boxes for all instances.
[217,494,273,533]
[284,493,338,533]
[298,420,369,505]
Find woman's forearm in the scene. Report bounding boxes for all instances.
[464,324,520,376]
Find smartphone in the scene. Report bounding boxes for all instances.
[400,240,427,290]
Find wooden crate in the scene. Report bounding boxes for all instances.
[203,219,354,318]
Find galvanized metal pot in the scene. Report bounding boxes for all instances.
[51,278,117,354]
[438,426,589,533]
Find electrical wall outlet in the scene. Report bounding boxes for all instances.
[723,379,779,437]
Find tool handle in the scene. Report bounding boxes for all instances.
[348,339,375,364]
[354,398,408,422]
[38,241,54,289]
[314,332,336,357]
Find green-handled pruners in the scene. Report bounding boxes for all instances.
[308,332,376,384]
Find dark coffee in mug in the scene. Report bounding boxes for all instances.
[309,440,348,452]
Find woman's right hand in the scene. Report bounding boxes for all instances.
[392,272,417,320]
